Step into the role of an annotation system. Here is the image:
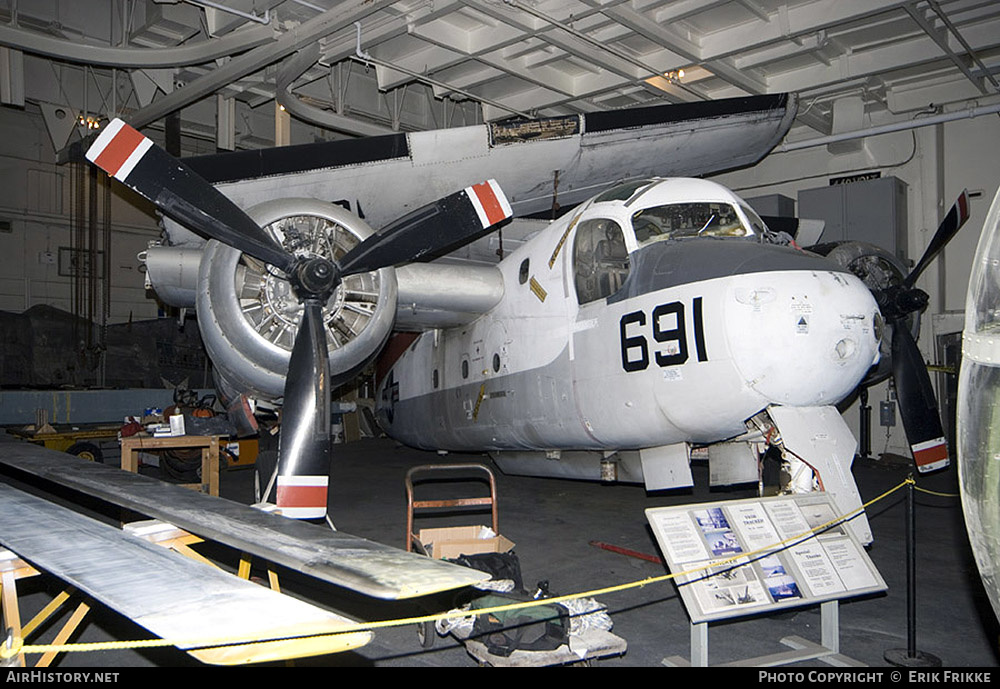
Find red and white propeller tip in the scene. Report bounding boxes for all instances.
[86,118,152,182]
[466,179,513,229]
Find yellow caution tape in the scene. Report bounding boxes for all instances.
[11,478,916,659]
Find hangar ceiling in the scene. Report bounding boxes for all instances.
[1,0,999,152]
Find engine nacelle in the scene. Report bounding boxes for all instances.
[196,198,398,401]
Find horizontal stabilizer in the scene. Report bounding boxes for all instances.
[0,435,488,599]
[0,483,372,665]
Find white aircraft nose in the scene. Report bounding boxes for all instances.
[835,337,857,360]
[725,270,881,407]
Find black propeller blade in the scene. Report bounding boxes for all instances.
[905,190,970,289]
[87,118,513,519]
[273,300,331,518]
[338,180,511,277]
[86,119,295,273]
[270,182,510,519]
[880,190,970,473]
[891,321,949,472]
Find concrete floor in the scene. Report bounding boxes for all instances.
[3,436,998,668]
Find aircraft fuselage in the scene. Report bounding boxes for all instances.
[377,179,882,458]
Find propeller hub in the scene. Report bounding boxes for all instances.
[292,256,339,301]
[877,284,929,322]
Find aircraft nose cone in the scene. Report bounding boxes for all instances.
[725,269,881,407]
[834,337,857,361]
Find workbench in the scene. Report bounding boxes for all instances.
[119,435,221,496]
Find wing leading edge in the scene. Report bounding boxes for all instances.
[0,483,372,665]
[0,435,488,599]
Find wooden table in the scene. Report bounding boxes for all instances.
[120,435,221,496]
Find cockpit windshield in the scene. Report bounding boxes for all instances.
[740,204,770,236]
[631,202,758,247]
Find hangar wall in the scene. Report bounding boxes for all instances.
[0,100,324,325]
[714,112,1000,317]
[0,99,358,325]
[0,106,162,323]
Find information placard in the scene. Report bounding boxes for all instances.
[646,492,885,624]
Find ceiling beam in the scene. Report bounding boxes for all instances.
[903,1,987,94]
[695,0,912,61]
[925,0,1000,93]
[463,0,699,108]
[126,0,399,129]
[588,1,825,127]
[767,13,1000,99]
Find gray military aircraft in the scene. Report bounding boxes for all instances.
[85,93,966,546]
[94,94,802,519]
[372,176,970,546]
[0,94,963,666]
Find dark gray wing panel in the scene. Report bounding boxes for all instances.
[0,434,486,599]
[0,483,373,664]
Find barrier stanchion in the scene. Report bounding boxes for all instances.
[885,478,941,667]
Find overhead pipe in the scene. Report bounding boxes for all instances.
[354,21,373,65]
[0,22,275,68]
[276,45,395,137]
[779,101,1000,152]
[122,0,397,130]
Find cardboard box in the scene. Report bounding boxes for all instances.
[417,525,515,560]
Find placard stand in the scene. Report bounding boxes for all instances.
[664,600,865,667]
[647,492,886,668]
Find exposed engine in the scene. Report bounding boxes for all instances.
[145,199,398,403]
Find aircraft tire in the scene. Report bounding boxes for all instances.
[161,450,200,483]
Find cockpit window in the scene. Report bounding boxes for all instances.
[573,218,630,305]
[594,179,655,204]
[740,204,770,236]
[631,202,750,246]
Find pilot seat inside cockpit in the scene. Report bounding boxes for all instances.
[573,218,631,305]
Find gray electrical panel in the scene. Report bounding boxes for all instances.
[798,176,908,262]
[745,193,795,218]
